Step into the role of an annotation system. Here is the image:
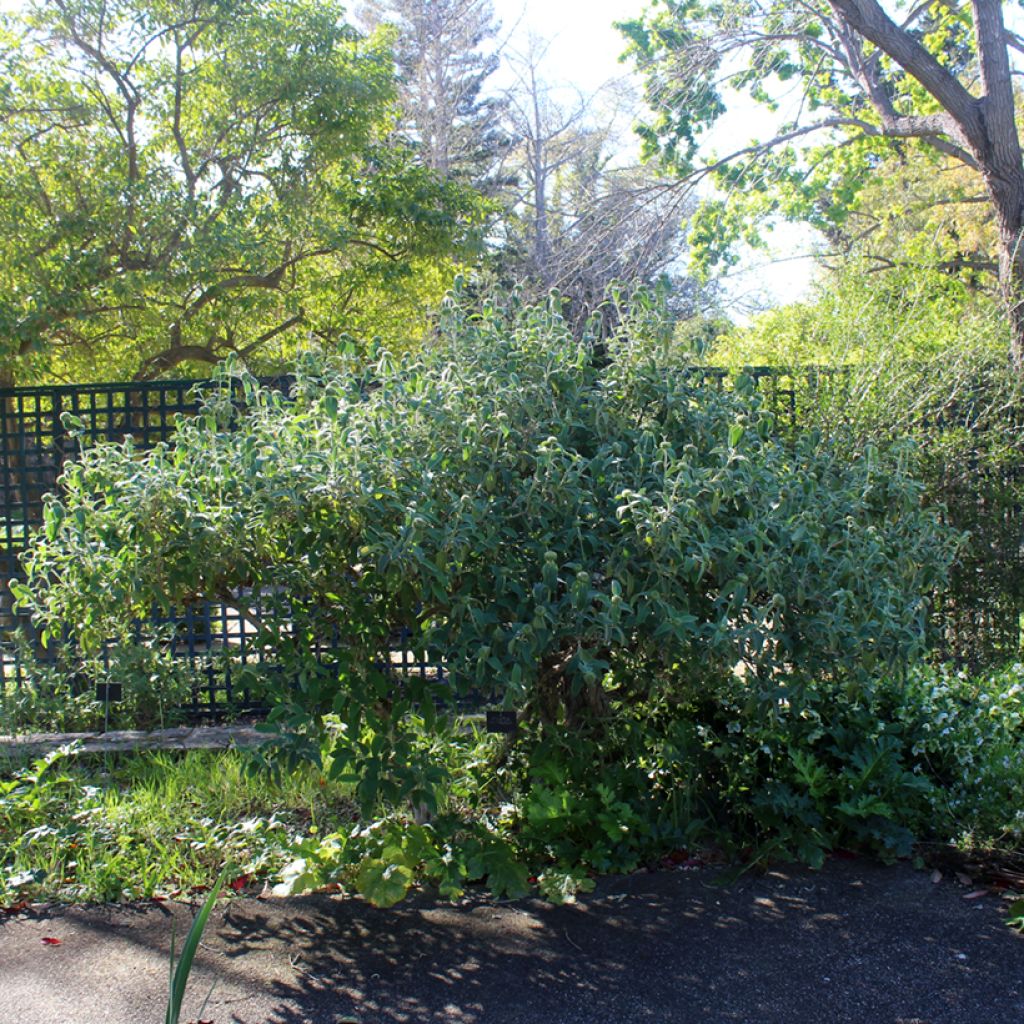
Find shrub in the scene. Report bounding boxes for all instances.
[893,661,1024,845]
[15,291,960,885]
[709,267,1024,668]
[698,660,1024,863]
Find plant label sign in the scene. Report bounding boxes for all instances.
[96,682,123,703]
[486,710,517,734]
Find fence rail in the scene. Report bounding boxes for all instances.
[1,369,1021,724]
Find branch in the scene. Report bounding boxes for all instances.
[918,133,980,170]
[235,313,305,359]
[216,591,266,637]
[863,253,997,276]
[831,14,977,166]
[172,36,195,191]
[346,238,404,262]
[828,0,985,149]
[690,114,963,185]
[1006,28,1024,58]
[900,0,939,31]
[132,343,219,381]
[58,15,142,185]
[181,246,333,323]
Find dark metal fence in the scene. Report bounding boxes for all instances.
[0,378,464,723]
[1,369,1021,725]
[1,380,202,629]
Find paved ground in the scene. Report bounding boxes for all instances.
[1,858,1022,1024]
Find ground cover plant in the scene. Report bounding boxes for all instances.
[0,747,354,905]
[3,658,1022,908]
[8,293,990,905]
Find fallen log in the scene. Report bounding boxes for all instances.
[0,725,277,759]
[1,711,502,761]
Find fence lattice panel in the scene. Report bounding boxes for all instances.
[2,370,1020,723]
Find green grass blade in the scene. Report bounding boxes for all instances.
[165,866,229,1024]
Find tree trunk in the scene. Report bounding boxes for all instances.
[990,189,1024,370]
[970,0,1024,369]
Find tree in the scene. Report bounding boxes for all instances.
[0,0,481,384]
[497,42,710,336]
[358,0,508,190]
[499,40,593,294]
[621,0,1024,367]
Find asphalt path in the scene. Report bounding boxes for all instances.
[1,858,1022,1024]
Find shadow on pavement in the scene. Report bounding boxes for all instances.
[1,859,1021,1024]
[217,859,1022,1024]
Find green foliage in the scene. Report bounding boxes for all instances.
[0,0,483,383]
[709,263,1006,369]
[22,294,954,711]
[13,293,966,894]
[701,661,1024,863]
[273,813,532,906]
[1,652,102,735]
[0,745,78,877]
[1008,898,1024,932]
[520,659,1024,871]
[2,630,195,734]
[0,749,349,905]
[701,679,936,866]
[833,145,998,292]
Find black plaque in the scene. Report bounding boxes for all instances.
[485,710,517,734]
[96,682,123,703]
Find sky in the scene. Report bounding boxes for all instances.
[493,0,646,94]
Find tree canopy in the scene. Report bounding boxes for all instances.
[360,0,509,189]
[0,0,483,384]
[621,0,1024,365]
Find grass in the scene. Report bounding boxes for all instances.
[0,747,357,905]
